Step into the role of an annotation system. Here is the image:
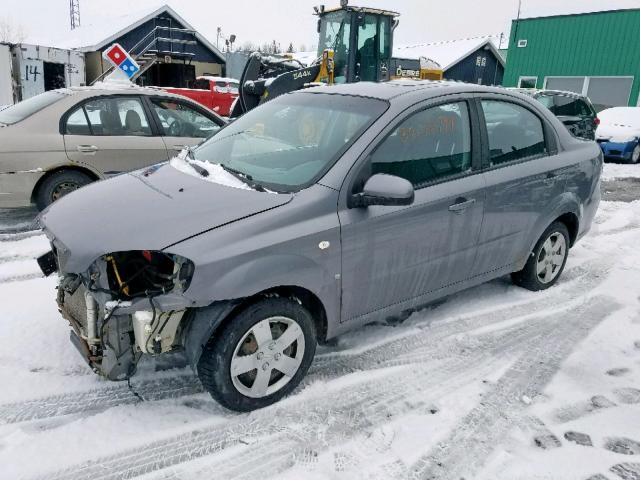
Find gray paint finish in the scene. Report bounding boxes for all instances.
[39,80,602,354]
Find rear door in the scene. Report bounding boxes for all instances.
[471,97,565,276]
[63,95,168,176]
[339,98,485,321]
[146,97,224,157]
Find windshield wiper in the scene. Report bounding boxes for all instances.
[219,163,266,192]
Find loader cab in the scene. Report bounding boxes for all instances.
[316,5,398,83]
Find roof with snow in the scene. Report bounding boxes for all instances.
[34,4,223,61]
[393,36,504,71]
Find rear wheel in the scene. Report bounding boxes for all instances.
[197,297,316,412]
[511,221,570,291]
[35,170,93,210]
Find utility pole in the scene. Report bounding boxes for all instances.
[70,0,81,30]
[512,0,522,47]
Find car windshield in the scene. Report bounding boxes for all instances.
[0,90,70,125]
[192,93,388,192]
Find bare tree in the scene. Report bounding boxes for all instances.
[240,41,259,52]
[0,16,27,44]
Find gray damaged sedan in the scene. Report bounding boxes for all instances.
[37,81,602,411]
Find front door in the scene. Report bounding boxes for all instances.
[63,95,168,176]
[339,100,485,322]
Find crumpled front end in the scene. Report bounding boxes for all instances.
[42,238,195,380]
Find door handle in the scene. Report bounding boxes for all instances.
[173,145,188,150]
[448,197,476,213]
[77,145,98,153]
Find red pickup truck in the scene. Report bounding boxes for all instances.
[164,76,239,117]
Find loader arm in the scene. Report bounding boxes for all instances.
[231,51,334,118]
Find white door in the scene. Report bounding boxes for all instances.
[0,44,13,106]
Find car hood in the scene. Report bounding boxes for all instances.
[38,162,293,273]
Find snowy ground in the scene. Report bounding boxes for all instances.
[0,166,639,480]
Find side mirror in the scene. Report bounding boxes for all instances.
[351,173,415,208]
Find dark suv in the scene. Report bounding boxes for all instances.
[512,89,599,140]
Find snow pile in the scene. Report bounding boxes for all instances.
[601,162,640,181]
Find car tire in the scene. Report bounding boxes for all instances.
[197,297,317,412]
[35,170,93,210]
[630,145,640,164]
[511,221,570,291]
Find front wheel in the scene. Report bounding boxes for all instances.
[511,221,570,291]
[197,297,317,412]
[630,144,640,164]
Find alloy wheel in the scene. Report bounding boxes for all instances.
[230,316,305,398]
[536,232,567,284]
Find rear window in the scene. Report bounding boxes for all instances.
[0,90,70,125]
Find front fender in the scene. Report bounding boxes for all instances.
[202,253,337,307]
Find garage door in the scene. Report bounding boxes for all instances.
[544,76,634,112]
[586,77,633,111]
[545,77,585,95]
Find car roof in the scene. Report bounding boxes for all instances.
[509,88,586,99]
[301,80,511,102]
[63,83,187,99]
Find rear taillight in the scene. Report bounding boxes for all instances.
[594,117,600,126]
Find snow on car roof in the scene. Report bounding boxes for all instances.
[598,107,640,127]
[393,36,504,71]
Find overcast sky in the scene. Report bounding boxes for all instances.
[4,0,640,51]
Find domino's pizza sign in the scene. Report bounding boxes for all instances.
[103,43,140,79]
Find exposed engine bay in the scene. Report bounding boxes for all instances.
[52,249,195,380]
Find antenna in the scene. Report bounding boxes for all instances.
[70,0,81,30]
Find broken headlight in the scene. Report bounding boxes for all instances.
[103,251,194,300]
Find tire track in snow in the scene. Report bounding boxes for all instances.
[31,301,584,480]
[144,314,557,480]
[0,256,610,424]
[0,257,612,425]
[406,296,619,480]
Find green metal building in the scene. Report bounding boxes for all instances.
[503,8,640,110]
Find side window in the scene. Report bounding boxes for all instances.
[536,95,555,112]
[82,97,151,136]
[151,99,221,139]
[191,79,210,90]
[214,81,228,93]
[369,102,472,188]
[554,95,582,116]
[481,100,546,166]
[65,106,91,135]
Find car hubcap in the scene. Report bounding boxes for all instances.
[51,181,80,201]
[536,232,566,284]
[230,316,305,398]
